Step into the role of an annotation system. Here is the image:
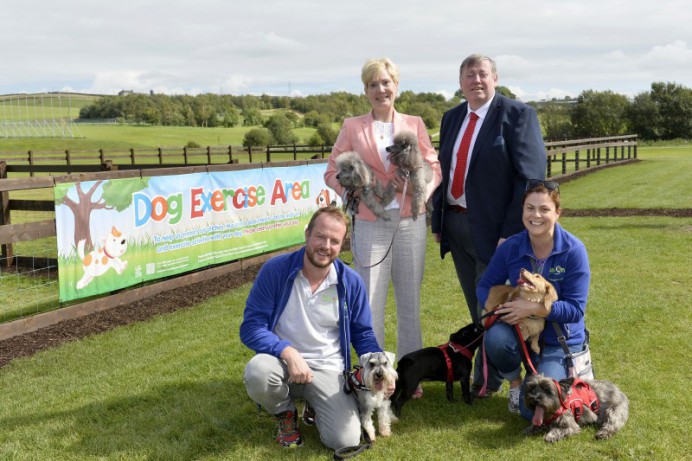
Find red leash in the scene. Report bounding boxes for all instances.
[479,313,538,396]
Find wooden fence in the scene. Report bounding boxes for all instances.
[0,135,637,338]
[544,135,637,176]
[0,134,638,178]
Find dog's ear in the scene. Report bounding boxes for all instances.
[359,352,372,366]
[544,283,558,310]
[384,351,396,366]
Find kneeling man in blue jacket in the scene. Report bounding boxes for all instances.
[240,205,382,450]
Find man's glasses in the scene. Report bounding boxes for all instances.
[526,179,560,192]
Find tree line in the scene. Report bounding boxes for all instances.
[78,82,692,145]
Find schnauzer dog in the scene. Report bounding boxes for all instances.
[357,351,398,441]
[386,131,433,221]
[483,269,558,354]
[334,151,395,220]
[391,322,485,417]
[524,373,629,442]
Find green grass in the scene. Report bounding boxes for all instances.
[0,123,320,153]
[0,147,691,459]
[561,146,691,209]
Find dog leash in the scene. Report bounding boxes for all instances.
[478,311,539,396]
[334,366,373,460]
[349,176,408,269]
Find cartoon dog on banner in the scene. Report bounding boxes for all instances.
[76,226,129,289]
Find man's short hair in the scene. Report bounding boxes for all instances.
[306,205,350,237]
[459,53,497,76]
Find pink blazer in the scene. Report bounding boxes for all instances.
[324,111,442,221]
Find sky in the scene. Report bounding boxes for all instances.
[3,0,691,102]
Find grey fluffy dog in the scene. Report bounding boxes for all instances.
[386,131,433,220]
[524,374,629,442]
[335,151,395,220]
[357,352,398,441]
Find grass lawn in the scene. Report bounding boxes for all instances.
[0,145,690,460]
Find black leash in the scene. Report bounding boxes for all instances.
[343,178,408,269]
[333,367,372,460]
[333,434,372,460]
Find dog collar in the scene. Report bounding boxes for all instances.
[437,341,475,384]
[103,246,116,259]
[447,341,474,361]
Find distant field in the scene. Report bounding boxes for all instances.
[0,93,97,121]
[0,120,318,152]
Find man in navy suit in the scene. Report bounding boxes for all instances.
[431,53,546,395]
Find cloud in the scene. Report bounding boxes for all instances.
[0,1,691,101]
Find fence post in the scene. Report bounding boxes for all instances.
[158,147,163,164]
[0,161,13,267]
[228,145,233,163]
[65,149,71,166]
[183,147,188,165]
[605,147,610,164]
[586,148,591,168]
[28,150,34,177]
[101,160,117,171]
[546,152,552,177]
[99,148,105,164]
[130,148,136,165]
[561,149,567,175]
[321,144,326,159]
[248,145,253,163]
[575,150,580,171]
[206,146,212,164]
[293,143,297,161]
[266,145,271,163]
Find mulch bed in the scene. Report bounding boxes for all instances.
[0,264,260,368]
[1,159,690,368]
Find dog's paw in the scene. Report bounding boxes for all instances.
[595,428,614,440]
[544,429,569,443]
[524,424,544,437]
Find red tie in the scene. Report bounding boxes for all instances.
[451,112,479,199]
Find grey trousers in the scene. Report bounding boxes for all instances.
[243,354,361,450]
[351,209,427,359]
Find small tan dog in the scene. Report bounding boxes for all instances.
[484,268,557,354]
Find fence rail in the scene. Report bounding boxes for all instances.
[0,135,637,178]
[0,135,637,336]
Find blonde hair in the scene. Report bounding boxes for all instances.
[361,58,400,92]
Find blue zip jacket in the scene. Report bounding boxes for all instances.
[239,247,381,370]
[477,223,590,347]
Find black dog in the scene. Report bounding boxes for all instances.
[391,322,484,417]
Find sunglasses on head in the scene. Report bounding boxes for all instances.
[526,179,560,192]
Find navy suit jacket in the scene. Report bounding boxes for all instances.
[431,93,546,264]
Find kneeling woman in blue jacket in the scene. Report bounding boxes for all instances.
[476,180,591,418]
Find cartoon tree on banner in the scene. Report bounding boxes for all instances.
[55,179,148,251]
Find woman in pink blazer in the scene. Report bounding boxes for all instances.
[324,58,442,398]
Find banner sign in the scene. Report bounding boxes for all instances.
[55,164,339,302]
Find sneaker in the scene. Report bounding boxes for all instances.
[275,410,302,448]
[508,387,521,414]
[301,402,316,426]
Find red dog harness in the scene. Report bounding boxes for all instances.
[545,378,600,424]
[438,341,476,383]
